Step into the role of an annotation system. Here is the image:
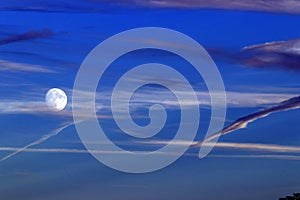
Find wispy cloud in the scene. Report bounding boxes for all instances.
[0,29,53,45]
[205,142,300,153]
[198,95,300,143]
[0,86,297,115]
[209,154,300,161]
[0,98,109,118]
[1,0,300,14]
[3,95,298,162]
[0,59,56,73]
[89,85,297,110]
[0,147,104,154]
[240,38,300,71]
[212,38,300,72]
[139,140,300,154]
[1,141,300,161]
[0,50,78,70]
[128,0,300,15]
[0,100,48,114]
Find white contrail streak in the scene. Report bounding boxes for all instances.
[204,142,300,153]
[0,145,300,161]
[1,141,300,156]
[0,122,74,162]
[208,154,300,161]
[140,140,300,153]
[0,147,122,154]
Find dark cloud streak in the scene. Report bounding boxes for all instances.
[198,95,300,144]
[1,0,300,15]
[129,0,300,15]
[0,29,53,45]
[208,38,300,72]
[240,39,300,71]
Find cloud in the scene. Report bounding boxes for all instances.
[0,99,77,116]
[3,94,297,162]
[0,29,53,45]
[240,38,300,71]
[205,142,300,153]
[139,140,300,154]
[207,38,300,72]
[209,154,300,161]
[0,101,48,114]
[0,59,56,73]
[0,50,78,69]
[0,87,297,116]
[89,84,297,110]
[0,0,106,13]
[89,0,300,15]
[1,141,300,161]
[1,0,300,14]
[0,147,103,154]
[127,0,300,14]
[198,95,300,143]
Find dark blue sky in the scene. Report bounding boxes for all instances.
[0,1,300,200]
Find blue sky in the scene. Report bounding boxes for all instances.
[0,1,300,200]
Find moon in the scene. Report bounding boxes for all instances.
[45,88,68,111]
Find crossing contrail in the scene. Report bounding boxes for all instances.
[0,121,74,162]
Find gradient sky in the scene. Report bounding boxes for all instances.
[0,1,300,200]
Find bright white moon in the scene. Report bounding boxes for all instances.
[45,88,68,111]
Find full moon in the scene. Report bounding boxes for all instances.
[45,88,68,111]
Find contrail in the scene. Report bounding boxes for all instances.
[198,95,300,145]
[2,141,300,154]
[0,121,74,162]
[0,147,120,154]
[204,142,300,153]
[140,140,300,153]
[1,143,300,160]
[209,154,300,161]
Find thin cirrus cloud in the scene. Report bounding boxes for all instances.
[0,86,297,115]
[1,94,299,162]
[209,154,300,161]
[0,59,56,73]
[1,93,298,162]
[0,100,74,116]
[0,30,56,74]
[1,141,300,161]
[126,0,300,15]
[139,140,300,154]
[1,0,300,15]
[205,142,300,153]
